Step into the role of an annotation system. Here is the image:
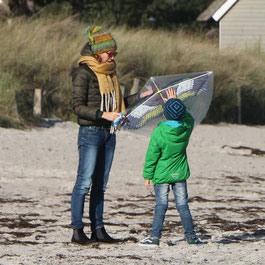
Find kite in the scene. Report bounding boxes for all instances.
[115,71,213,131]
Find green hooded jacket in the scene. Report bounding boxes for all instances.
[143,110,194,184]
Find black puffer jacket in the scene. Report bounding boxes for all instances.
[72,43,135,127]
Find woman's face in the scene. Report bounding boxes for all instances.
[97,51,117,63]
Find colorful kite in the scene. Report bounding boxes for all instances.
[117,71,213,131]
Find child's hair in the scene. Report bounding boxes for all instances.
[163,98,186,121]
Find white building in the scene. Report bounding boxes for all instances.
[197,0,265,51]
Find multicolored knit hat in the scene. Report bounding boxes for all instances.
[164,98,186,121]
[83,25,117,54]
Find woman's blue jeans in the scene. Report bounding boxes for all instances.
[150,181,196,239]
[71,126,116,231]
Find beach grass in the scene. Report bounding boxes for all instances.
[0,16,265,127]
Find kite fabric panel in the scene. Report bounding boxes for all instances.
[118,71,213,130]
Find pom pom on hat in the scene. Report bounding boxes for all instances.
[83,25,117,54]
[164,98,186,121]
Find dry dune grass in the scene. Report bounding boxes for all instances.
[0,17,265,126]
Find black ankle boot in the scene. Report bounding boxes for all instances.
[71,228,95,245]
[91,227,121,243]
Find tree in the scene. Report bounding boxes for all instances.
[32,0,215,29]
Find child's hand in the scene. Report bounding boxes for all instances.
[144,179,150,189]
[166,88,177,100]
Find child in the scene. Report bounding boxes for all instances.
[139,88,202,247]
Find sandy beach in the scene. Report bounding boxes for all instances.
[0,121,264,265]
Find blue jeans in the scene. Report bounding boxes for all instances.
[150,181,196,239]
[71,126,116,231]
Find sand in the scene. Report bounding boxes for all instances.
[0,121,264,265]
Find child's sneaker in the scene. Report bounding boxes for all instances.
[139,237,159,247]
[186,237,203,245]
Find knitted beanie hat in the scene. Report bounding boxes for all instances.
[83,25,117,54]
[163,98,186,121]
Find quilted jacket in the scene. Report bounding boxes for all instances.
[72,42,134,127]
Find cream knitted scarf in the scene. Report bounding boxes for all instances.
[78,56,126,113]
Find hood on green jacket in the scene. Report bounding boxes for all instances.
[143,110,194,184]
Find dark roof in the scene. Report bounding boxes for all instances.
[197,0,227,21]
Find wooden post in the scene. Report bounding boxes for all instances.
[237,86,242,124]
[12,98,19,120]
[34,88,42,116]
[131,78,140,95]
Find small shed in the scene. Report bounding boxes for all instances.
[197,0,265,51]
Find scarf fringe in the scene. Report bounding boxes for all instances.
[100,91,117,112]
[111,90,117,111]
[101,94,104,111]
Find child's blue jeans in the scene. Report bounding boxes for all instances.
[150,181,196,239]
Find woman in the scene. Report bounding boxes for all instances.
[71,25,129,245]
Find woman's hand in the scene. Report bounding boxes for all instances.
[166,88,177,100]
[102,112,121,121]
[144,179,150,190]
[140,90,153,98]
